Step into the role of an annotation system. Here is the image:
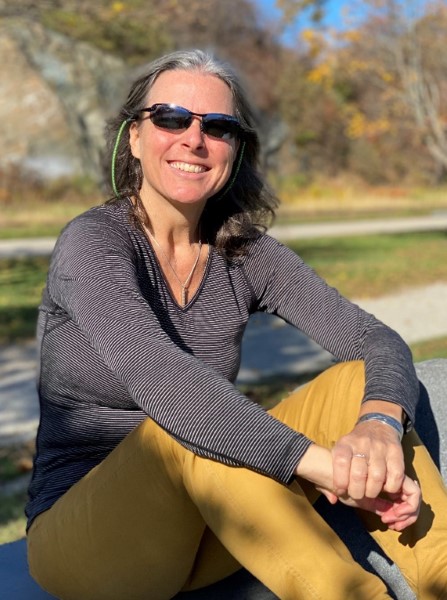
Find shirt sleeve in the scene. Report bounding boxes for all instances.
[46,210,311,484]
[242,235,419,426]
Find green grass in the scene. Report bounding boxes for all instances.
[410,336,447,362]
[0,491,27,544]
[288,231,447,299]
[0,203,94,240]
[1,231,446,342]
[0,224,68,240]
[0,442,34,544]
[0,257,49,342]
[0,442,35,484]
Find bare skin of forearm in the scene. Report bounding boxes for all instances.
[294,444,334,494]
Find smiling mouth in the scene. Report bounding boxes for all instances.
[169,161,209,174]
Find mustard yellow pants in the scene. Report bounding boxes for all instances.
[27,362,447,599]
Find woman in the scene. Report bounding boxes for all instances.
[26,49,447,599]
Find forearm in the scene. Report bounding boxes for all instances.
[361,323,418,426]
[294,444,334,492]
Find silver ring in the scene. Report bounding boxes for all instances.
[352,453,368,460]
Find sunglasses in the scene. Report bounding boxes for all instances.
[139,103,243,140]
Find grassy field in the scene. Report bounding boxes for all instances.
[289,231,447,299]
[0,174,98,240]
[0,441,35,544]
[0,200,96,240]
[275,178,447,218]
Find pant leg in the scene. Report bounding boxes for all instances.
[28,417,213,600]
[357,431,447,600]
[182,443,390,599]
[28,362,393,600]
[273,360,447,600]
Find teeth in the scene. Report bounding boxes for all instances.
[170,162,207,173]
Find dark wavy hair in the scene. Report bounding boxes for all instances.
[104,49,278,259]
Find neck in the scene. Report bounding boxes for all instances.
[136,191,204,248]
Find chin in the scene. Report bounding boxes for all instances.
[169,187,221,205]
[168,194,210,208]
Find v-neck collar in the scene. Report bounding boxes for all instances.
[140,227,212,311]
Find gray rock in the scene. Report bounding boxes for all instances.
[0,17,129,180]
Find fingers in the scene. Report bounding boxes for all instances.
[332,445,373,499]
[379,477,422,530]
[362,453,385,499]
[338,477,422,531]
[334,450,404,500]
[332,423,405,500]
[332,443,357,496]
[369,444,405,497]
[347,453,369,500]
[383,458,406,494]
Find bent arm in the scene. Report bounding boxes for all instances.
[243,235,419,424]
[242,236,421,525]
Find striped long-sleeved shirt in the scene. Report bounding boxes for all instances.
[26,199,419,528]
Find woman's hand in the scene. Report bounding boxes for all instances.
[331,418,405,500]
[294,433,421,531]
[338,475,421,531]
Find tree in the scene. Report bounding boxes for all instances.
[276,33,349,178]
[351,0,447,179]
[388,1,447,174]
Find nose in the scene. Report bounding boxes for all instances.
[182,116,205,148]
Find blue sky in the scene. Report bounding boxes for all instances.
[255,0,358,38]
[256,0,430,36]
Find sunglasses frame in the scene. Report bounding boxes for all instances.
[138,103,243,140]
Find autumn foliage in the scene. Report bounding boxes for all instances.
[3,0,447,186]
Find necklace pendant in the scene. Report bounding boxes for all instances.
[181,287,187,306]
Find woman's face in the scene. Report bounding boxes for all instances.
[129,70,239,210]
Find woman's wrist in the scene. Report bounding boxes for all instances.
[356,413,404,441]
[358,399,406,440]
[359,399,404,424]
[294,444,333,489]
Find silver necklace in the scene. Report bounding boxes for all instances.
[147,229,202,306]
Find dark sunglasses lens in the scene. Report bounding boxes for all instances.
[149,105,240,139]
[202,117,240,139]
[151,106,191,130]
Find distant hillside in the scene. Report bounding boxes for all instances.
[0,0,171,64]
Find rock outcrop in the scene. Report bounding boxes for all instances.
[0,17,129,180]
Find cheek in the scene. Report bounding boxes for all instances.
[225,146,240,177]
[220,144,238,172]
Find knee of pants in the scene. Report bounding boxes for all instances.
[269,361,366,447]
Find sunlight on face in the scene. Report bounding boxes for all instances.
[129,70,240,210]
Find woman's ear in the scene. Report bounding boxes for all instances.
[129,121,141,159]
